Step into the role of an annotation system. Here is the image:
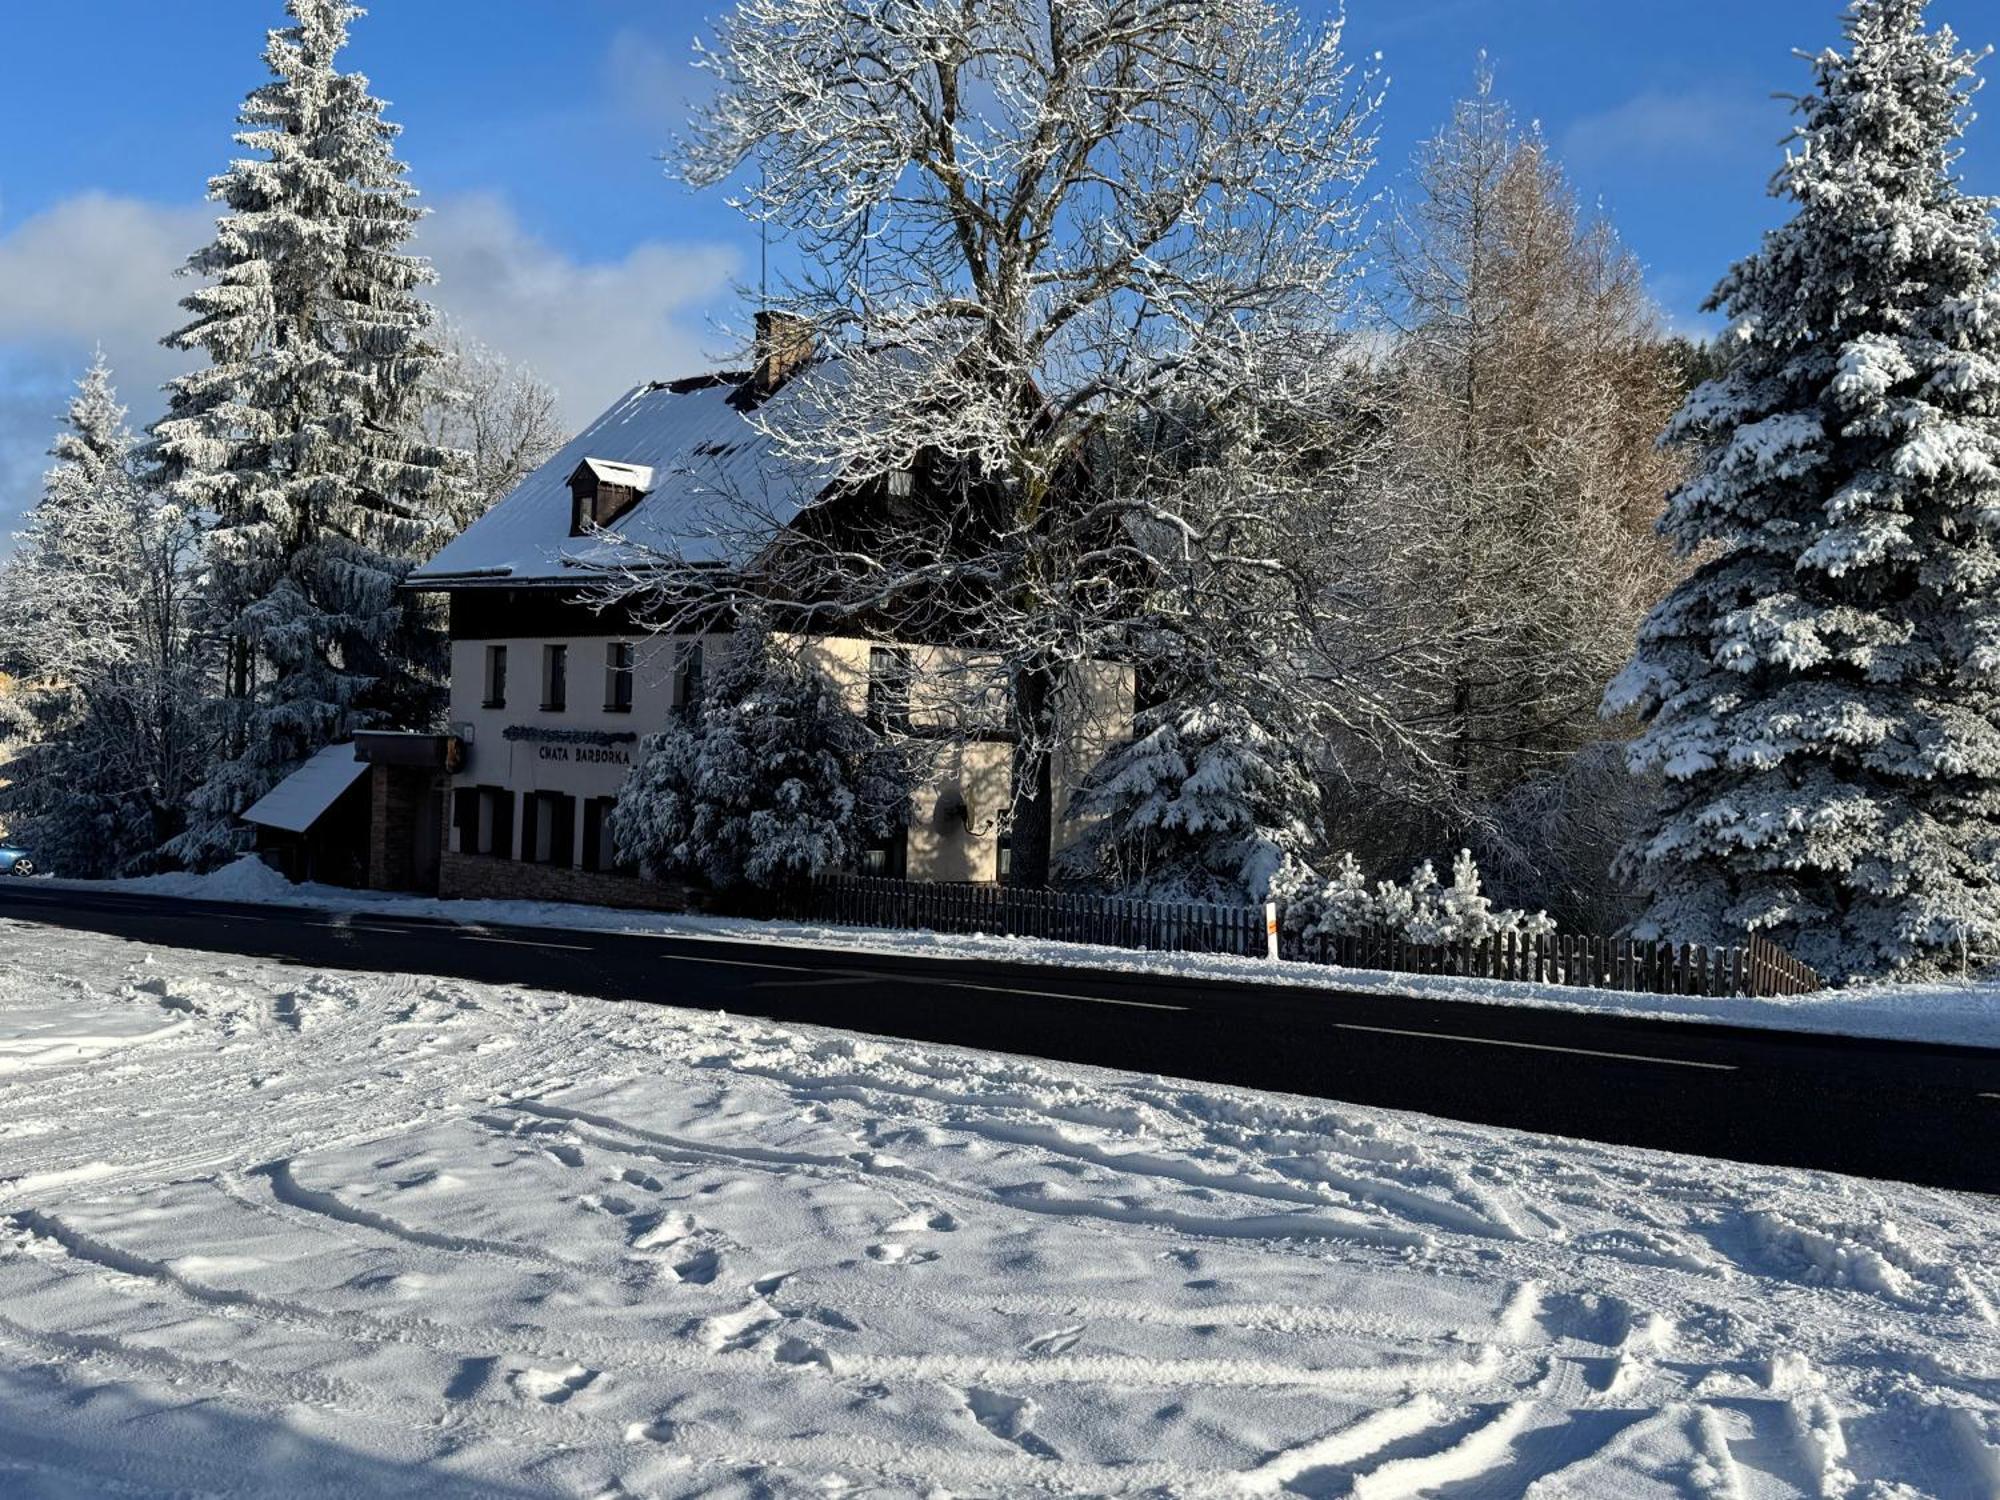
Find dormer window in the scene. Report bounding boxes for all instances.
[568,458,655,536]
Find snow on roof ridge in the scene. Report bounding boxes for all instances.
[410,367,842,585]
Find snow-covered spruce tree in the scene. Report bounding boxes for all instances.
[0,358,205,875]
[153,0,456,868]
[609,628,908,899]
[1605,0,2000,978]
[1058,693,1322,905]
[610,0,1384,886]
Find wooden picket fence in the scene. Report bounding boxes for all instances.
[818,873,1270,958]
[811,874,1823,998]
[1296,929,1821,998]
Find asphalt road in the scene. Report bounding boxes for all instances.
[3,881,1996,1194]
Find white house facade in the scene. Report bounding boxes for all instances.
[405,329,1132,908]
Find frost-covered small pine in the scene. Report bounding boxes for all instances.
[609,630,907,895]
[1605,0,2000,978]
[1059,698,1321,905]
[154,0,457,868]
[0,358,204,875]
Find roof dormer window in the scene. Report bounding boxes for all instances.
[568,458,655,536]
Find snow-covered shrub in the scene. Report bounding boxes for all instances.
[1058,697,1320,906]
[608,628,908,897]
[1277,848,1554,947]
[1475,741,1655,933]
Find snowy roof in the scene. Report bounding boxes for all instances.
[573,458,655,492]
[411,372,839,586]
[240,742,369,834]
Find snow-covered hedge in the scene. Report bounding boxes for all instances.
[1270,849,1555,946]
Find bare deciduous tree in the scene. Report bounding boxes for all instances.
[1351,69,1683,867]
[413,321,567,536]
[601,0,1392,884]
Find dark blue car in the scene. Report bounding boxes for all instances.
[0,844,36,877]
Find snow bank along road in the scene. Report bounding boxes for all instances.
[3,882,1998,1196]
[2,920,1998,1497]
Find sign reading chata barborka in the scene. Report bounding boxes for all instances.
[501,725,638,768]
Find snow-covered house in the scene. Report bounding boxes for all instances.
[406,318,1131,906]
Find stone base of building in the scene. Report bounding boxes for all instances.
[438,850,705,914]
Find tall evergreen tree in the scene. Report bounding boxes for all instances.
[1605,0,2000,978]
[0,358,205,875]
[154,0,455,867]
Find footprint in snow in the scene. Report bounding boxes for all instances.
[671,1247,724,1285]
[963,1388,1062,1461]
[509,1363,602,1405]
[1024,1325,1085,1356]
[866,1243,939,1266]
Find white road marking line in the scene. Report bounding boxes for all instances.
[463,935,594,952]
[1979,1092,2000,1101]
[668,952,846,976]
[1331,1020,1736,1071]
[930,978,1188,1012]
[675,951,1191,1011]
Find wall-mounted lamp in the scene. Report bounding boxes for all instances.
[936,792,999,839]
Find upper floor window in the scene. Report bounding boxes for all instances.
[673,641,705,719]
[868,645,913,731]
[604,641,634,713]
[482,644,507,710]
[541,644,567,712]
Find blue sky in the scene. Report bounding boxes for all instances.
[1,0,1995,536]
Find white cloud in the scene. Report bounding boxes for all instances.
[0,190,738,538]
[0,193,212,537]
[416,192,738,425]
[1559,87,1782,169]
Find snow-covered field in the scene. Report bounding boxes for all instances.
[2,917,1997,1499]
[76,858,2000,1051]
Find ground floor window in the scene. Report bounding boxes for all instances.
[453,785,515,859]
[861,826,908,879]
[580,796,626,874]
[526,791,576,868]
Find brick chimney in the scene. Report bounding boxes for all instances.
[752,311,815,393]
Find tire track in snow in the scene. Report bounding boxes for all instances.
[509,1098,1438,1250]
[1347,1398,1540,1499]
[1231,1394,1447,1496]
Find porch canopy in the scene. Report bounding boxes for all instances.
[241,743,369,835]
